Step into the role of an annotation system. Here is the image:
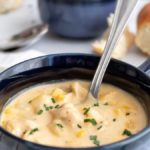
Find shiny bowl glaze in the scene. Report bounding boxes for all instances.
[38,0,116,38]
[0,54,150,150]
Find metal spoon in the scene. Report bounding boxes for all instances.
[0,24,48,51]
[90,0,140,98]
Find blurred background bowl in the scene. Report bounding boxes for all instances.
[38,0,116,39]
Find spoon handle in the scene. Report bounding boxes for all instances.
[90,0,140,98]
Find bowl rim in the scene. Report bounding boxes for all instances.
[0,53,150,149]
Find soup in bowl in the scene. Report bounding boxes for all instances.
[0,80,147,147]
[0,54,149,150]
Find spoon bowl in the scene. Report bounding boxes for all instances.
[0,24,48,51]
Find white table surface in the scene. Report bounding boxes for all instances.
[0,0,149,70]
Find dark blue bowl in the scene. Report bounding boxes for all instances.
[0,54,150,150]
[38,0,116,38]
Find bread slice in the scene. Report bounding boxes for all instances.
[0,0,22,14]
[135,3,150,56]
[92,14,135,59]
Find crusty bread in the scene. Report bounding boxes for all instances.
[92,14,135,59]
[0,0,22,14]
[135,3,150,56]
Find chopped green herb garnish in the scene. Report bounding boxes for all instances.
[51,98,56,103]
[43,104,53,111]
[44,104,49,111]
[93,103,99,107]
[126,112,130,116]
[113,118,116,122]
[90,135,97,141]
[89,135,100,146]
[77,124,82,128]
[37,109,43,115]
[55,104,62,109]
[84,118,97,126]
[83,107,90,115]
[97,125,102,130]
[122,129,132,137]
[29,128,39,135]
[56,124,63,128]
[49,106,53,109]
[104,102,109,106]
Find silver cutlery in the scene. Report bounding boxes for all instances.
[0,24,48,51]
[90,0,140,98]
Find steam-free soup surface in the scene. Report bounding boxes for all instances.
[0,81,147,147]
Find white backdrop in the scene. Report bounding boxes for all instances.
[0,0,149,70]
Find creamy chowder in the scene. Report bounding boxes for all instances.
[0,81,147,147]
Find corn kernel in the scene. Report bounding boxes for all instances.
[56,95,64,101]
[75,130,85,138]
[125,120,135,129]
[52,88,65,102]
[5,123,13,131]
[50,126,60,136]
[99,94,106,101]
[122,105,130,110]
[1,121,6,128]
[113,108,122,116]
[121,105,130,111]
[4,108,12,115]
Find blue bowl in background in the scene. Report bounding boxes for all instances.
[38,0,116,38]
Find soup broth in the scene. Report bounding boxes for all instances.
[0,80,147,147]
